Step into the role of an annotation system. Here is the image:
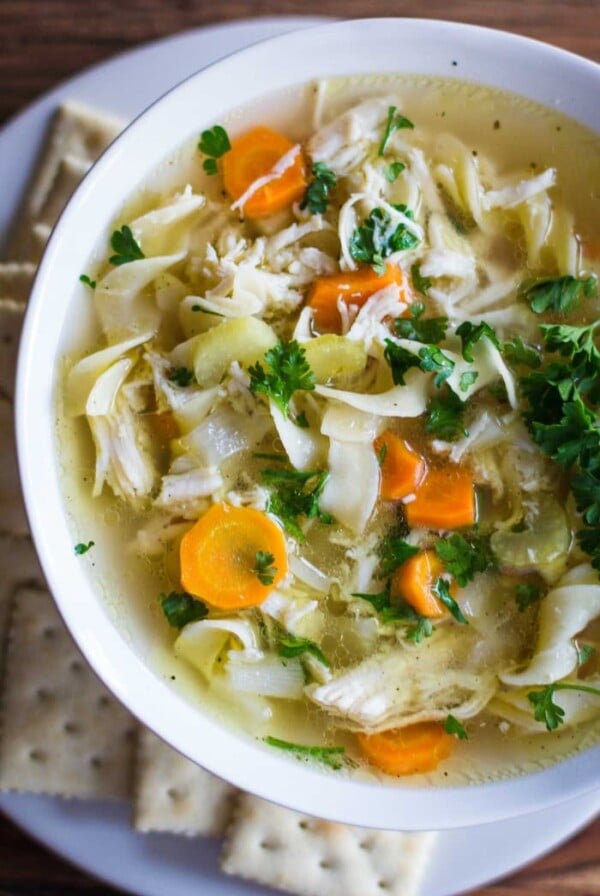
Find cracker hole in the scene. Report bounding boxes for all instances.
[36,688,51,702]
[70,660,83,674]
[64,721,80,735]
[43,627,56,640]
[97,695,110,708]
[29,749,45,763]
[90,756,103,769]
[167,787,183,802]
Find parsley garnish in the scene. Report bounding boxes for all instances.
[352,583,433,642]
[249,340,315,420]
[576,644,596,667]
[434,533,495,586]
[301,162,337,214]
[168,366,195,387]
[198,124,231,175]
[384,340,454,388]
[278,633,330,668]
[393,307,448,344]
[109,225,144,266]
[260,467,331,541]
[444,714,468,740]
[378,535,419,577]
[405,616,434,643]
[515,583,544,612]
[432,577,468,624]
[425,390,468,441]
[418,345,455,387]
[527,682,600,731]
[377,441,388,467]
[503,336,541,369]
[350,206,420,274]
[384,161,406,183]
[264,736,346,770]
[378,105,414,156]
[79,274,96,289]
[383,340,421,385]
[253,551,277,586]
[159,591,208,629]
[410,263,432,296]
[74,541,94,555]
[459,370,479,392]
[455,320,500,362]
[519,274,597,315]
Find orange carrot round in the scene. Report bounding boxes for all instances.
[180,503,287,609]
[375,432,426,501]
[307,263,408,333]
[357,723,453,775]
[390,549,452,618]
[221,126,307,218]
[405,467,475,530]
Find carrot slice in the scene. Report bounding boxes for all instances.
[357,723,453,775]
[390,549,451,618]
[307,263,408,333]
[374,432,426,501]
[406,467,475,530]
[221,126,307,218]
[180,503,287,609]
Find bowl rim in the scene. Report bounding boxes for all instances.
[16,16,600,830]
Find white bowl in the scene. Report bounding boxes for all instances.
[16,18,600,830]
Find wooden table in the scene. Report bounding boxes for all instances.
[1,1,599,893]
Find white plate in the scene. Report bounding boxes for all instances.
[0,17,598,896]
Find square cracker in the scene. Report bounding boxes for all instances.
[0,587,136,799]
[0,298,26,400]
[222,793,437,896]
[0,398,28,535]
[0,535,44,669]
[0,262,36,306]
[134,728,237,836]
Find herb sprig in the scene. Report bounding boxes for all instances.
[264,736,347,770]
[301,162,337,214]
[434,533,495,586]
[198,125,231,175]
[159,591,208,629]
[109,226,144,266]
[378,105,414,156]
[527,682,600,731]
[260,467,331,541]
[519,274,598,315]
[253,551,278,586]
[74,541,94,555]
[350,205,420,274]
[249,340,315,420]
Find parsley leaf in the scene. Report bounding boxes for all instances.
[378,535,419,577]
[527,682,600,731]
[383,339,421,385]
[418,345,455,387]
[278,633,329,668]
[264,736,346,770]
[301,162,337,214]
[249,340,315,419]
[109,225,145,266]
[351,584,392,613]
[432,577,468,624]
[456,320,500,362]
[576,644,596,667]
[159,591,208,629]
[444,714,468,740]
[352,584,433,642]
[198,124,231,175]
[434,533,495,586]
[379,105,414,156]
[349,206,420,273]
[459,370,479,392]
[515,583,544,612]
[74,541,94,555]
[79,274,96,289]
[410,263,432,296]
[425,391,468,441]
[503,336,541,369]
[254,551,277,586]
[377,441,388,467]
[405,616,434,643]
[168,366,195,387]
[260,467,331,541]
[384,161,406,182]
[519,274,598,315]
[394,311,448,344]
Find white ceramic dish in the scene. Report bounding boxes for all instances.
[16,18,600,831]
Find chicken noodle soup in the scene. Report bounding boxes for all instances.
[62,75,600,782]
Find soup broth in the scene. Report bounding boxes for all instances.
[58,74,600,785]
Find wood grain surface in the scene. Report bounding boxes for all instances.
[1,1,599,894]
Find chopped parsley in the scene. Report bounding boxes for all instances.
[253,551,277,586]
[515,583,544,612]
[79,274,96,289]
[527,682,600,731]
[277,632,330,668]
[503,336,541,369]
[260,467,331,541]
[425,390,468,441]
[444,714,468,740]
[377,441,388,467]
[159,591,208,629]
[432,577,468,624]
[378,534,419,577]
[519,274,598,315]
[198,124,231,175]
[264,736,347,770]
[383,340,421,385]
[352,583,433,642]
[109,225,144,266]
[74,541,94,555]
[434,533,495,586]
[384,161,406,183]
[393,305,448,344]
[576,644,596,667]
[301,162,337,214]
[384,340,454,388]
[349,206,420,274]
[418,345,455,387]
[459,370,479,392]
[378,105,414,156]
[410,263,432,296]
[168,366,195,387]
[455,320,500,362]
[249,340,315,420]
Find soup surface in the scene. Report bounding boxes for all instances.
[60,75,600,784]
